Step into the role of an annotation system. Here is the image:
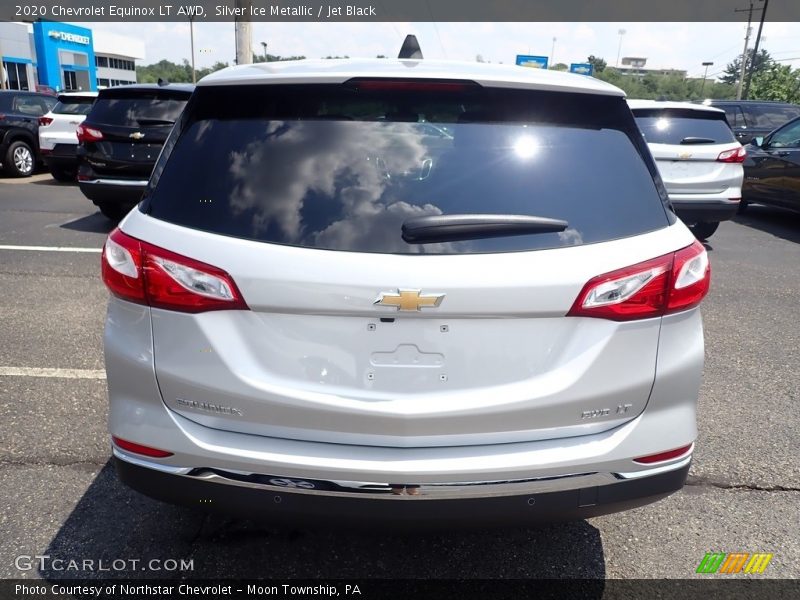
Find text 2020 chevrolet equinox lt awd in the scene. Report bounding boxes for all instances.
[102,58,709,526]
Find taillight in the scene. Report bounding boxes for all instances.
[112,436,173,458]
[717,146,746,163]
[101,228,249,313]
[76,124,103,142]
[39,116,53,126]
[634,444,693,464]
[567,240,710,321]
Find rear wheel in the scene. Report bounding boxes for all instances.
[97,202,129,222]
[49,166,76,182]
[4,140,35,177]
[689,221,719,240]
[737,199,749,214]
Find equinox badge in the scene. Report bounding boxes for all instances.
[374,289,445,312]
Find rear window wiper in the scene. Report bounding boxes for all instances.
[402,214,568,244]
[679,137,717,145]
[135,118,176,126]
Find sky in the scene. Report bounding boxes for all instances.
[78,21,800,80]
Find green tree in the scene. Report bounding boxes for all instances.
[587,55,607,73]
[721,48,772,85]
[748,63,800,103]
[550,63,569,71]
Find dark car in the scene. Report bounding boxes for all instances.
[0,90,58,177]
[701,100,800,145]
[77,83,194,220]
[742,115,800,214]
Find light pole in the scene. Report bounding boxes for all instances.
[550,37,556,67]
[700,61,713,97]
[189,16,196,83]
[616,29,626,68]
[261,41,268,62]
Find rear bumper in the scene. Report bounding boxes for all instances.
[113,453,691,527]
[78,177,147,206]
[42,144,79,169]
[670,198,740,224]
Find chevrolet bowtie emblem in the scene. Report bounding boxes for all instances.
[374,289,445,312]
[129,132,145,140]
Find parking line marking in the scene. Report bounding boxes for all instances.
[0,367,106,379]
[0,245,102,253]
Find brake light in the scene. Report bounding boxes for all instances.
[112,436,173,458]
[567,240,710,321]
[101,228,249,313]
[76,124,103,142]
[350,79,474,92]
[634,444,693,464]
[38,116,53,126]
[717,146,746,163]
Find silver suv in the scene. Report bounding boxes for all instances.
[102,59,710,526]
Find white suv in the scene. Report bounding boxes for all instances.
[38,92,97,181]
[628,100,744,240]
[102,59,709,526]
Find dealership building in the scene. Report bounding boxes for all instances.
[0,21,144,92]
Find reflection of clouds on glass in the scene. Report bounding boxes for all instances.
[224,121,431,244]
[558,228,583,245]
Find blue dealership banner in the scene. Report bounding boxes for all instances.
[515,55,549,69]
[570,63,594,76]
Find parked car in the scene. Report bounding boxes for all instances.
[700,99,800,145]
[629,100,744,240]
[0,90,57,177]
[77,83,194,220]
[742,115,800,214]
[38,92,97,181]
[103,59,709,526]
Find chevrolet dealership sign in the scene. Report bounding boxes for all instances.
[48,30,90,45]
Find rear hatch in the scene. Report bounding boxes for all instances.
[131,82,678,448]
[39,94,96,149]
[81,88,191,179]
[632,107,741,195]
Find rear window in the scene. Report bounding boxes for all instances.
[141,84,669,255]
[53,96,95,116]
[633,109,736,145]
[88,91,189,127]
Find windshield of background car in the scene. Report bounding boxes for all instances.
[87,91,188,127]
[141,83,669,254]
[633,109,737,145]
[53,97,95,115]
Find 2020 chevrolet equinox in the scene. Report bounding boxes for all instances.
[102,58,709,526]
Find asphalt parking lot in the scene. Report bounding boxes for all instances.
[0,173,798,581]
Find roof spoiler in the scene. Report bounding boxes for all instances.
[398,35,423,60]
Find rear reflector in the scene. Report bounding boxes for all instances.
[38,116,53,126]
[634,444,693,464]
[717,146,746,163]
[567,240,710,321]
[102,228,249,313]
[112,436,173,458]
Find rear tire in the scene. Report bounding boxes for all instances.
[4,140,35,177]
[49,167,76,182]
[689,221,719,240]
[97,202,129,222]
[737,199,748,214]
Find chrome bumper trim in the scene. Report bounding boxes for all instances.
[113,451,691,499]
[81,178,148,187]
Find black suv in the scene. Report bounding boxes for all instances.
[77,83,194,220]
[701,100,800,145]
[0,90,57,177]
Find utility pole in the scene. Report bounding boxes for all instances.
[743,0,768,99]
[189,16,196,83]
[234,0,253,66]
[700,61,714,97]
[734,2,755,100]
[550,37,556,66]
[260,41,268,62]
